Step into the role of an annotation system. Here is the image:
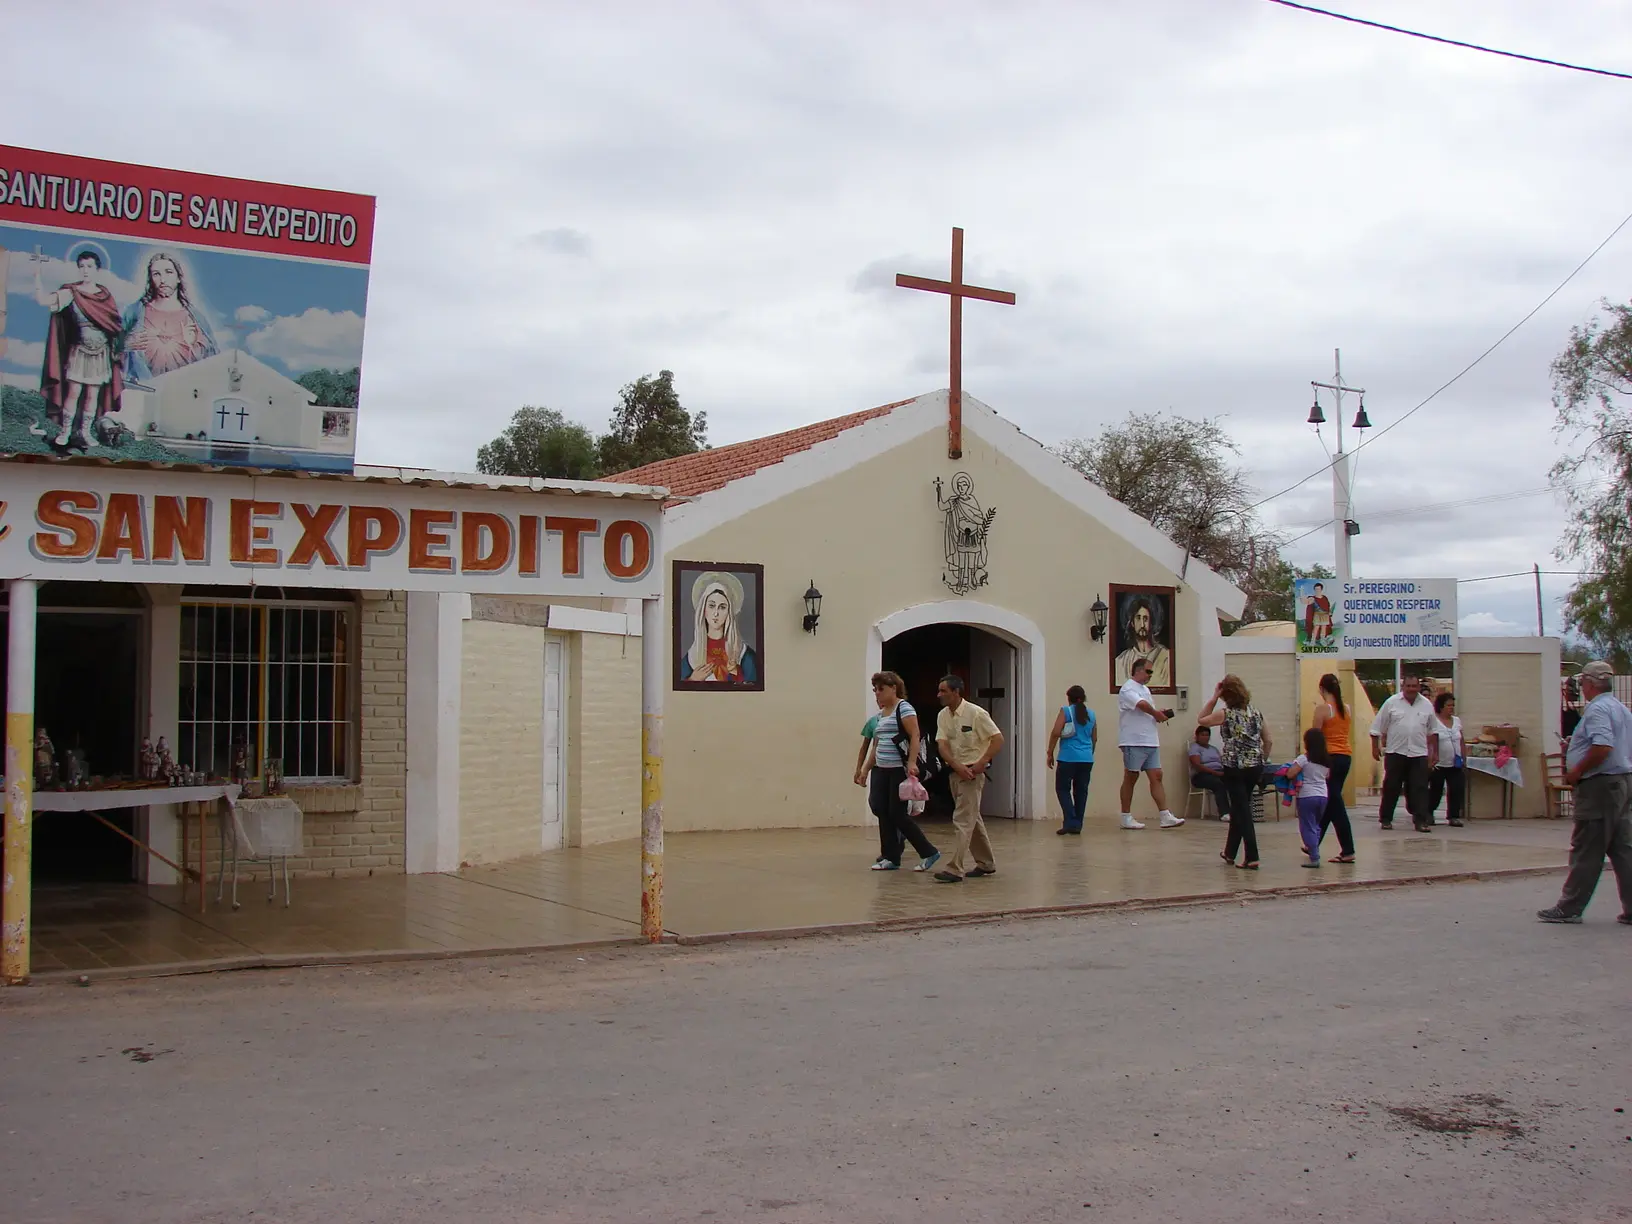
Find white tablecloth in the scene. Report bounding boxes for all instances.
[1466,756,1523,787]
[27,783,241,812]
[226,796,303,858]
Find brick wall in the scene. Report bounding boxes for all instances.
[458,619,546,864]
[569,631,641,846]
[1458,651,1550,818]
[206,592,408,879]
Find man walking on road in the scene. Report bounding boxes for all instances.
[1538,659,1632,925]
[932,674,1003,883]
[1118,658,1183,830]
[1370,673,1438,831]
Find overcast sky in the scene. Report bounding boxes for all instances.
[8,0,1632,636]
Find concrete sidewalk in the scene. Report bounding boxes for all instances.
[27,809,1571,979]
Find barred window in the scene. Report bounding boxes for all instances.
[179,599,355,782]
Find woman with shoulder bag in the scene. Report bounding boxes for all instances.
[860,672,942,872]
[1046,684,1098,834]
[1312,672,1357,862]
[1198,674,1272,869]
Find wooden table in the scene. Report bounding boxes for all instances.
[30,785,243,912]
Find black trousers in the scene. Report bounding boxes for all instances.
[1222,765,1260,863]
[1190,772,1230,819]
[1426,766,1465,824]
[1379,753,1429,825]
[1319,753,1356,855]
[869,766,937,864]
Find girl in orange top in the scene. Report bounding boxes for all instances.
[1312,673,1357,862]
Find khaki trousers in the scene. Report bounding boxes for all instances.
[1557,774,1632,919]
[944,773,996,878]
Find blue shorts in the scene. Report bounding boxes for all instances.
[1121,745,1162,773]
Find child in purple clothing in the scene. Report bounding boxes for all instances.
[1287,728,1332,868]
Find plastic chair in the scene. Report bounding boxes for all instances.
[1186,780,1220,820]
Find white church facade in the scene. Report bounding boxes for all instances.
[613,391,1247,832]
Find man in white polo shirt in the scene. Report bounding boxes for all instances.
[1370,673,1439,832]
[1118,657,1182,830]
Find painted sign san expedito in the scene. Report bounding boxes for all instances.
[0,466,662,599]
[1295,577,1458,659]
[0,145,373,475]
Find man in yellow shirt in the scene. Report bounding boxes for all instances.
[933,673,1005,883]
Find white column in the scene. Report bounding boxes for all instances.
[1331,451,1354,585]
[4,578,37,984]
[141,587,182,885]
[405,591,467,873]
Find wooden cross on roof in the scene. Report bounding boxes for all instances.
[896,227,1016,460]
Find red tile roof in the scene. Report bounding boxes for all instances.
[608,398,914,501]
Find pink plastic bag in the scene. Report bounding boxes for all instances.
[1494,744,1513,768]
[899,774,929,803]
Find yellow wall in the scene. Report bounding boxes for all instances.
[661,423,1221,831]
[568,631,642,846]
[1458,651,1552,819]
[459,620,546,864]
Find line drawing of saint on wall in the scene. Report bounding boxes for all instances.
[1110,586,1176,692]
[121,250,217,381]
[937,472,995,595]
[33,243,124,451]
[674,563,764,690]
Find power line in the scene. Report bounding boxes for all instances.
[1264,0,1632,81]
[1458,570,1598,584]
[1249,202,1632,513]
[1278,481,1592,531]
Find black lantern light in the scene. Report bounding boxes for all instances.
[1306,394,1326,426]
[802,581,823,633]
[1090,595,1109,642]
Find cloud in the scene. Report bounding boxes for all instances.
[244,308,365,374]
[525,227,591,256]
[1460,611,1527,636]
[235,304,270,324]
[0,337,43,370]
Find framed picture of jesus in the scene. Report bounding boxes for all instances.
[1108,584,1177,694]
[672,560,765,692]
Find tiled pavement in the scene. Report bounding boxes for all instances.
[25,807,1570,979]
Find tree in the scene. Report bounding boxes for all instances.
[1239,557,1335,624]
[597,369,707,474]
[295,367,361,409]
[476,405,601,481]
[1550,300,1632,668]
[1054,412,1286,610]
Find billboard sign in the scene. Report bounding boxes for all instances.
[0,145,373,473]
[1295,577,1458,659]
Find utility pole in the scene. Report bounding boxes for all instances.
[1310,349,1371,586]
[1534,563,1545,637]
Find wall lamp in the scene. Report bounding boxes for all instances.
[1090,595,1109,643]
[802,581,823,633]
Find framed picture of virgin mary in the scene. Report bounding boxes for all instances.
[672,561,765,692]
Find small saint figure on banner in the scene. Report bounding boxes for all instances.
[936,472,995,595]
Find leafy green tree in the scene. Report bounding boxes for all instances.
[1550,300,1632,668]
[295,367,361,409]
[476,405,601,481]
[1239,557,1335,624]
[1054,412,1287,612]
[597,369,707,474]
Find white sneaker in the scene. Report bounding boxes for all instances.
[1120,815,1145,830]
[1159,812,1186,829]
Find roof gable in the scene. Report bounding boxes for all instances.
[649,390,1247,619]
[607,399,911,501]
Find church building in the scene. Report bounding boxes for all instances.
[614,390,1247,831]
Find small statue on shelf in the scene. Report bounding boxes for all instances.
[63,747,89,791]
[231,735,250,787]
[264,757,284,796]
[156,737,174,784]
[139,738,158,783]
[34,728,57,789]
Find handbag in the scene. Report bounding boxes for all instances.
[1060,706,1077,739]
[892,702,939,780]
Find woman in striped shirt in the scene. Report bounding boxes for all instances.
[860,672,942,872]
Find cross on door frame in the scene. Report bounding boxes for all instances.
[896,228,1016,460]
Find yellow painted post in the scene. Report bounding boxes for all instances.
[640,596,663,942]
[3,578,37,985]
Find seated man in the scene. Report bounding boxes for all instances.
[1187,725,1230,820]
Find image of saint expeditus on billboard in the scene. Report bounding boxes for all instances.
[0,145,374,473]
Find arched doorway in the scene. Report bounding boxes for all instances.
[868,601,1045,821]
